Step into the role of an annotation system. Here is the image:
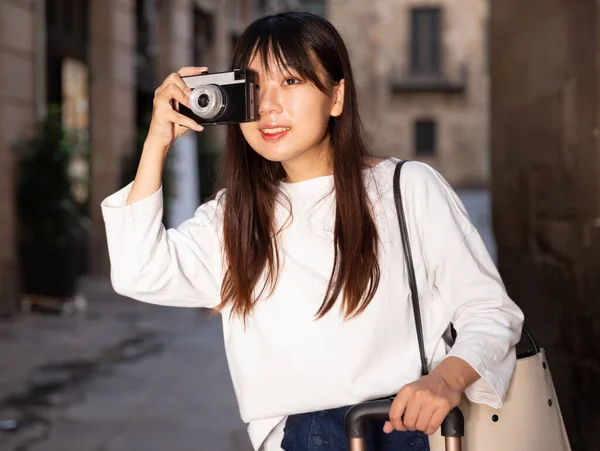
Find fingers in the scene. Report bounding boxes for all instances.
[426,409,448,436]
[388,400,444,435]
[155,83,190,109]
[388,380,457,435]
[383,421,394,434]
[177,66,209,77]
[154,76,196,136]
[154,66,208,102]
[155,74,190,99]
[154,67,207,94]
[388,391,408,432]
[164,108,203,132]
[415,405,435,434]
[153,84,202,131]
[402,400,422,432]
[411,395,452,434]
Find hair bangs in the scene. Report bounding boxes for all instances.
[231,17,328,92]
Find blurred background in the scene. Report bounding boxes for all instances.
[0,0,598,450]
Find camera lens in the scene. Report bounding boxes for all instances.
[198,94,210,108]
[189,84,226,120]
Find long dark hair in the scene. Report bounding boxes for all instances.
[216,11,380,321]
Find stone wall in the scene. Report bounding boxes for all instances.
[490,1,600,449]
[88,0,136,277]
[0,0,39,315]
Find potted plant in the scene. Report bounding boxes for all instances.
[14,107,89,305]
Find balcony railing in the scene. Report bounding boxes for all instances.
[390,63,469,94]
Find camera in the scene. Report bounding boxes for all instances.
[178,69,258,126]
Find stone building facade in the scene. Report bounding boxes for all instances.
[0,0,46,315]
[490,1,600,450]
[0,0,319,314]
[1,0,487,308]
[328,0,490,188]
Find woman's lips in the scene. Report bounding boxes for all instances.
[260,127,290,141]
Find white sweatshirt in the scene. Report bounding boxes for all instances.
[101,158,524,450]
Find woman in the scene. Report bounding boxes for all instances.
[102,11,524,451]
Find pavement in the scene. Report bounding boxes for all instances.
[0,280,252,451]
[0,189,495,451]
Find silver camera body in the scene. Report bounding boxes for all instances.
[179,69,258,126]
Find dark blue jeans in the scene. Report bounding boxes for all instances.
[281,405,429,451]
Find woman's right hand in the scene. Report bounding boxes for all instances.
[146,66,207,149]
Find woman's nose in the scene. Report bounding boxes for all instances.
[258,85,283,116]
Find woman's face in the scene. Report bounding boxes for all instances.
[239,52,344,176]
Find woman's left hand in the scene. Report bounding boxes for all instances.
[384,356,480,435]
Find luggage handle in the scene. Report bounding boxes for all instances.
[344,399,464,451]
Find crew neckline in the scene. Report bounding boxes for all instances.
[278,158,392,191]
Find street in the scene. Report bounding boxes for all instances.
[0,282,252,451]
[0,189,494,451]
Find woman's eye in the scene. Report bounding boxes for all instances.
[283,78,301,86]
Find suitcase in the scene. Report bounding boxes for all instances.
[345,402,464,451]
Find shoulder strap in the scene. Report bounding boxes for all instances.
[394,161,541,373]
[393,160,429,376]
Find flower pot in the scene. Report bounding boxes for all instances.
[18,241,86,299]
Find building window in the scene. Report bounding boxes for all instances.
[414,119,437,156]
[46,0,89,107]
[410,7,442,75]
[47,0,89,46]
[46,0,89,64]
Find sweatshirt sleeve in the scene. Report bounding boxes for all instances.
[405,162,525,408]
[434,230,524,407]
[101,182,224,309]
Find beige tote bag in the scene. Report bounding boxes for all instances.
[427,343,571,450]
[393,161,572,451]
